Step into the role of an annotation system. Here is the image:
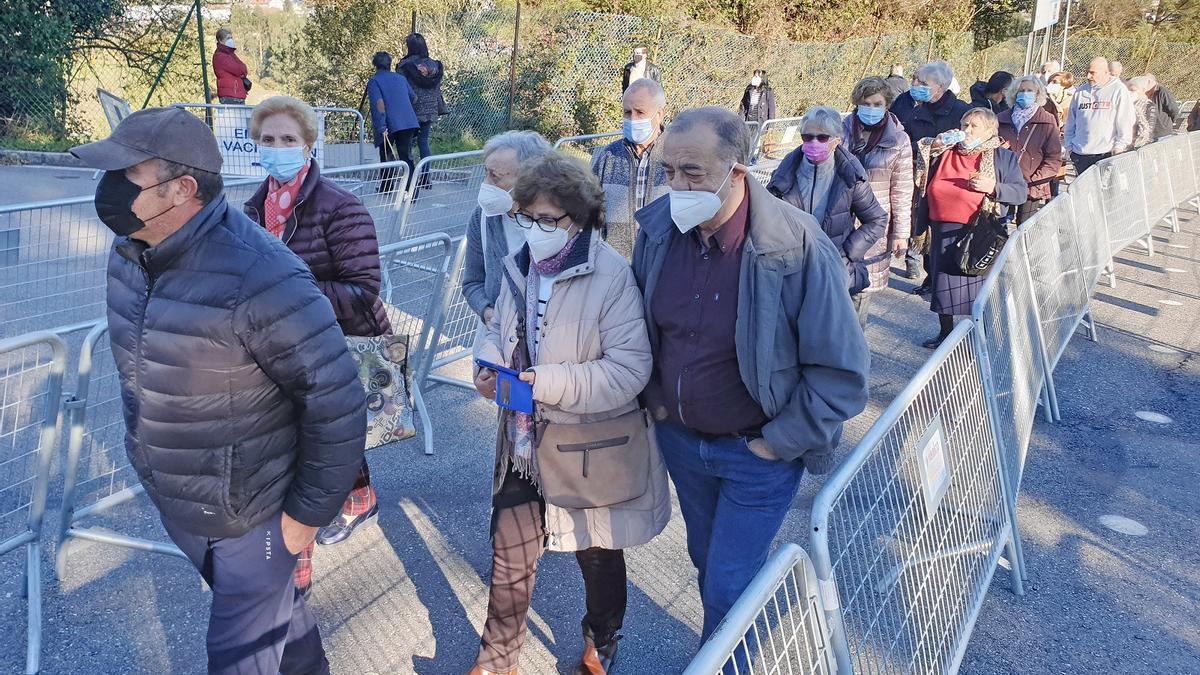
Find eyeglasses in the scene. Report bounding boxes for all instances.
[515,211,572,233]
[801,134,832,143]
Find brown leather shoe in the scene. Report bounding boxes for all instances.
[467,666,517,675]
[573,625,619,675]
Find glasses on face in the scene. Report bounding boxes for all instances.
[515,211,572,233]
[801,133,832,143]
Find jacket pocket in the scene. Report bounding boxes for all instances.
[222,444,246,517]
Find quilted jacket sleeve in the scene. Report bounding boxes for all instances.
[889,136,914,243]
[317,198,385,332]
[234,254,367,528]
[462,208,492,319]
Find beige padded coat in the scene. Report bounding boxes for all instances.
[474,230,671,552]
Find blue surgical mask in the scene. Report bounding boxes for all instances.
[856,105,886,126]
[259,145,308,182]
[959,137,983,152]
[623,118,655,145]
[911,85,932,102]
[1015,91,1037,109]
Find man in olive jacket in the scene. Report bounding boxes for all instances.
[632,107,870,642]
[71,107,366,675]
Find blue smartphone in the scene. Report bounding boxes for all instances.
[475,359,534,415]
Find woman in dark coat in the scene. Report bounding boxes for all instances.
[997,75,1062,224]
[738,70,776,126]
[245,96,392,596]
[397,32,445,165]
[915,108,1027,348]
[767,106,889,327]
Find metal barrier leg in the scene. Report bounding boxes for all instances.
[1083,308,1100,343]
[413,385,434,456]
[26,542,42,674]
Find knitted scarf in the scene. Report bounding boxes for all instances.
[506,229,586,488]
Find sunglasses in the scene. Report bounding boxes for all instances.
[801,134,832,143]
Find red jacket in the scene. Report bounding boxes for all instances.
[212,44,248,100]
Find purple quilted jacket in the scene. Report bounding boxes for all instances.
[245,161,391,337]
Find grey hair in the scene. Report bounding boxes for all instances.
[1127,75,1153,94]
[916,60,954,89]
[666,106,751,165]
[1041,60,1061,72]
[624,78,666,108]
[1145,73,1159,87]
[961,108,1000,136]
[800,106,845,139]
[482,130,553,163]
[1006,75,1048,107]
[155,159,223,206]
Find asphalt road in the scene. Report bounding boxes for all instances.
[0,196,1197,673]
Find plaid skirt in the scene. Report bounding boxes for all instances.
[929,221,984,316]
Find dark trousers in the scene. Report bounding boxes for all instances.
[161,511,330,675]
[1015,198,1045,225]
[378,129,416,194]
[218,97,245,105]
[1071,152,1111,177]
[477,501,626,672]
[851,292,872,329]
[414,120,433,160]
[654,420,804,642]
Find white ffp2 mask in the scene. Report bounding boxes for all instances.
[668,165,735,234]
[477,183,513,218]
[525,226,571,262]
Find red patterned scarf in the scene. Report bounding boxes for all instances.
[263,161,311,239]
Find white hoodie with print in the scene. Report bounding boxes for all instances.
[1063,77,1136,155]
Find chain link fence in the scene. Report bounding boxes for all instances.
[5,10,1200,151]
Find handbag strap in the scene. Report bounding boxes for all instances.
[348,284,386,337]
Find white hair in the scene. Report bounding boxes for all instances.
[623,78,666,108]
[1006,75,1048,107]
[800,106,845,139]
[1127,76,1153,94]
[962,108,1000,136]
[482,130,553,163]
[916,60,954,89]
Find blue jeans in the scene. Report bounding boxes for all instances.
[414,120,433,160]
[655,420,804,642]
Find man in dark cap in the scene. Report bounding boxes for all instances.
[71,107,366,674]
[970,71,1015,113]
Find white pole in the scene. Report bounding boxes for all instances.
[1061,0,1074,68]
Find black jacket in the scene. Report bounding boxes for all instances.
[767,145,889,294]
[1151,85,1180,139]
[969,81,1009,113]
[107,196,366,538]
[621,60,661,92]
[738,86,776,125]
[891,90,973,166]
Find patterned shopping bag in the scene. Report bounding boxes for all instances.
[345,333,417,449]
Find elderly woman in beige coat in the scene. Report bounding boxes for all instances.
[471,151,670,675]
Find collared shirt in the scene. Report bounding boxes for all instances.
[650,193,766,435]
[633,143,652,208]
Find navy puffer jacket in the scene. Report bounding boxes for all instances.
[107,195,367,538]
[767,145,890,295]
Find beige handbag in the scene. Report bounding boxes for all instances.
[535,408,654,509]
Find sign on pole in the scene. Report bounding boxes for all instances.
[1033,0,1063,30]
[97,90,133,132]
[208,106,325,178]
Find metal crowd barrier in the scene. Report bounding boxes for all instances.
[810,321,1023,674]
[55,323,187,580]
[1139,137,1178,233]
[554,131,621,164]
[393,150,486,245]
[750,116,805,163]
[378,233,456,455]
[0,332,67,675]
[171,103,368,177]
[1097,151,1153,268]
[1161,133,1199,213]
[685,543,835,675]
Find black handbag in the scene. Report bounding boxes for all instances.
[953,208,1009,277]
[242,77,253,93]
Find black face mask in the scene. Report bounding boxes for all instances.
[94,170,176,237]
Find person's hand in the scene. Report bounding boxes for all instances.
[474,367,497,400]
[747,437,780,462]
[281,512,318,555]
[483,306,495,324]
[970,174,996,195]
[891,240,908,258]
[518,371,536,385]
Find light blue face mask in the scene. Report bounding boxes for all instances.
[960,137,984,152]
[623,117,655,145]
[910,85,932,102]
[259,145,308,182]
[1015,91,1037,109]
[856,105,886,126]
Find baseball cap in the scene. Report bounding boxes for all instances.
[70,107,223,173]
